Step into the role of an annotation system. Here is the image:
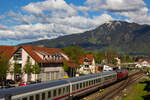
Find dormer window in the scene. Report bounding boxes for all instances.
[84,58,89,62]
[43,55,46,59]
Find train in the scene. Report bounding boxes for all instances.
[0,69,128,100]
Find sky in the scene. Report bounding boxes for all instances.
[0,0,150,45]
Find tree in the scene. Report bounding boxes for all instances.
[13,57,21,81]
[94,52,105,64]
[0,55,10,85]
[62,46,87,65]
[63,60,69,72]
[112,58,118,65]
[23,57,32,81]
[32,62,40,81]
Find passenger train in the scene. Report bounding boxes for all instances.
[0,70,128,100]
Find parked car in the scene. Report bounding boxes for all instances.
[28,81,36,84]
[18,81,30,86]
[6,79,15,84]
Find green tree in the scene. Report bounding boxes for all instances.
[112,58,118,65]
[62,46,87,65]
[94,52,105,64]
[0,55,10,85]
[63,60,69,72]
[32,62,40,81]
[23,57,32,81]
[13,57,21,79]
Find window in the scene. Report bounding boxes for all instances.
[22,98,27,100]
[86,81,88,87]
[67,86,69,92]
[29,96,34,100]
[63,87,65,94]
[89,81,91,86]
[80,83,82,89]
[91,80,93,85]
[72,85,75,91]
[42,93,45,100]
[83,82,85,88]
[53,89,57,97]
[58,88,62,95]
[36,94,40,100]
[94,80,96,84]
[48,91,51,98]
[76,84,79,90]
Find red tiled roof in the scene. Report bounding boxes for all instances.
[79,54,94,65]
[138,59,150,63]
[67,60,80,68]
[0,45,18,58]
[0,45,78,68]
[21,45,65,63]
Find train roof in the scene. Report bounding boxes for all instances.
[67,71,116,83]
[0,71,117,98]
[0,79,68,98]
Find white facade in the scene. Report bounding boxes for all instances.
[7,47,67,82]
[79,57,96,74]
[103,65,113,71]
[135,61,150,68]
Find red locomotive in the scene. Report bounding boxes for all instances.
[116,69,128,80]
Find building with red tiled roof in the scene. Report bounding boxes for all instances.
[135,59,150,68]
[78,54,96,74]
[0,45,78,82]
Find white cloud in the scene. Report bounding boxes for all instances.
[22,0,77,16]
[0,0,150,43]
[0,13,113,40]
[85,0,150,24]
[85,0,146,12]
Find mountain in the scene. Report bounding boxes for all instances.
[23,21,150,56]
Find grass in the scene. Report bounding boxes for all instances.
[123,79,150,100]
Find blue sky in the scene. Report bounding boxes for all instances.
[0,0,150,45]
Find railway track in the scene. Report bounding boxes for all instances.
[81,70,145,100]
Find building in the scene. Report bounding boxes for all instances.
[0,45,77,82]
[135,59,150,68]
[78,54,96,74]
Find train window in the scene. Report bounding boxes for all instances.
[63,87,65,94]
[80,83,82,88]
[22,97,27,100]
[67,86,69,92]
[42,93,45,100]
[48,91,51,98]
[53,89,57,97]
[76,84,79,90]
[94,80,96,84]
[86,81,88,87]
[89,81,92,86]
[72,85,75,91]
[83,82,85,88]
[36,94,40,100]
[98,78,100,82]
[96,79,98,83]
[58,88,61,95]
[29,96,34,100]
[91,80,94,85]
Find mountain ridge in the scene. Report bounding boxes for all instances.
[22,20,150,56]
